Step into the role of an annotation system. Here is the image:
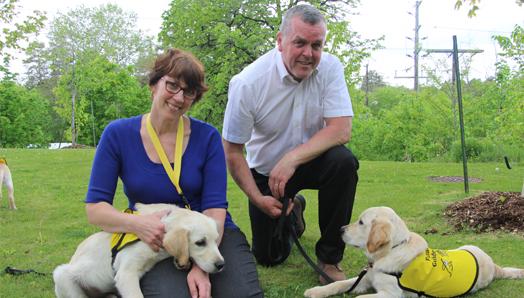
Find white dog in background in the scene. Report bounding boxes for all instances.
[304,206,524,298]
[0,157,16,210]
[53,203,225,298]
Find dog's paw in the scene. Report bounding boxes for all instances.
[174,258,191,270]
[304,287,327,298]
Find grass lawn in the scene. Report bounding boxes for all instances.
[1,149,523,297]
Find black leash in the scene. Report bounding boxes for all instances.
[504,156,512,169]
[279,197,335,284]
[345,267,368,293]
[4,266,48,276]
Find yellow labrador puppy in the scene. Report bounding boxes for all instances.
[305,206,524,298]
[0,158,16,210]
[54,203,225,298]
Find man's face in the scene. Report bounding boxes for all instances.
[277,17,326,81]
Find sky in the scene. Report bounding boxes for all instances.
[11,0,524,88]
[350,0,524,87]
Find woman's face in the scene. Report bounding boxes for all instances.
[150,76,196,120]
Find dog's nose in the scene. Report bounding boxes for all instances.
[215,260,225,271]
[340,226,347,234]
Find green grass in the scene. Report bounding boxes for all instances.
[1,149,523,297]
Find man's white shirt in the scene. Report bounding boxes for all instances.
[223,48,353,175]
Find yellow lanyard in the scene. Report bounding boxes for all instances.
[146,113,190,209]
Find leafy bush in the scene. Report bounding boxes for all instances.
[0,81,52,147]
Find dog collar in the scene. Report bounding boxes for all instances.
[391,237,409,249]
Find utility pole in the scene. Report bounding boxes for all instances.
[364,64,369,106]
[413,0,421,91]
[70,52,77,148]
[425,38,483,194]
[395,1,427,91]
[453,36,469,194]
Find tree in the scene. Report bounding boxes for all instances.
[24,4,156,145]
[0,81,52,147]
[0,0,46,79]
[53,54,150,146]
[159,0,381,129]
[360,69,386,94]
[455,0,523,17]
[27,3,155,84]
[493,25,524,72]
[490,24,524,155]
[454,0,481,17]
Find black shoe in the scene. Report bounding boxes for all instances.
[292,194,306,238]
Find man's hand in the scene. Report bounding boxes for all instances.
[268,153,297,199]
[268,117,352,199]
[253,195,295,219]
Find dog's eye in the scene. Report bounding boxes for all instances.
[358,220,363,225]
[195,239,207,247]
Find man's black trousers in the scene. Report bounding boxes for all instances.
[249,145,359,267]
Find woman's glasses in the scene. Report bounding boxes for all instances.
[162,77,197,99]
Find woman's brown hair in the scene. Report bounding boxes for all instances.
[148,48,209,102]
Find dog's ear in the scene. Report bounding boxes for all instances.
[163,227,191,270]
[367,217,392,253]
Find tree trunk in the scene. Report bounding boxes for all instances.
[71,89,76,147]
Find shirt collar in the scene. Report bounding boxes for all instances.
[275,50,290,83]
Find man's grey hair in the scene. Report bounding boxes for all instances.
[279,4,326,35]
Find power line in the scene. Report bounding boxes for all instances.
[431,26,514,34]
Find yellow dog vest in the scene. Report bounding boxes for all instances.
[110,209,140,262]
[397,248,479,297]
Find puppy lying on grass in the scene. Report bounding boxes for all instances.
[305,206,524,298]
[54,203,224,298]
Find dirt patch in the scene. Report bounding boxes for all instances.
[444,191,524,235]
[428,176,482,183]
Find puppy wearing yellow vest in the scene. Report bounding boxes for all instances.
[0,157,16,210]
[304,206,524,298]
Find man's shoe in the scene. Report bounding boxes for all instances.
[318,261,346,285]
[291,194,306,238]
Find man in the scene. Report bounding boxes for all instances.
[222,4,359,284]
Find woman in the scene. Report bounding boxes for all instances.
[85,48,263,298]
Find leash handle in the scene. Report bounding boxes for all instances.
[504,156,512,169]
[4,266,47,276]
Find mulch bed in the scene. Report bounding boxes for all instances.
[444,191,524,235]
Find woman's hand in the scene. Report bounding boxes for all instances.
[187,265,211,298]
[133,210,170,252]
[86,202,170,252]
